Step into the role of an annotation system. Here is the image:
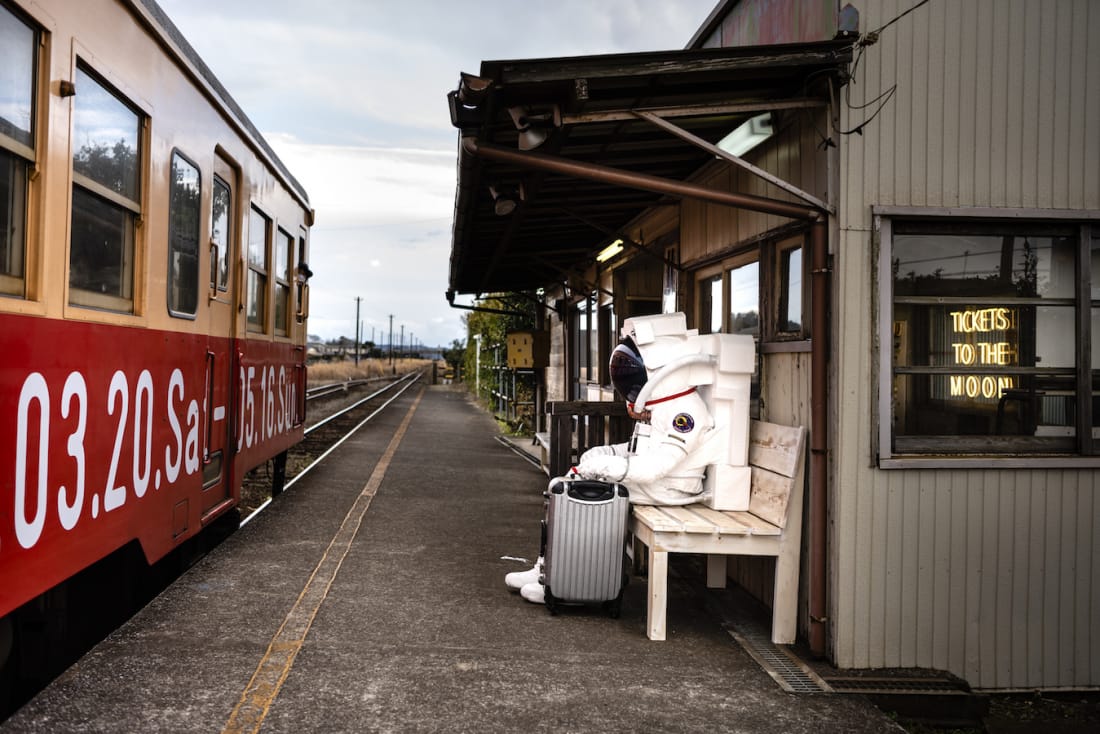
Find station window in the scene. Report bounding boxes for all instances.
[167,151,200,316]
[69,64,142,313]
[211,175,231,291]
[0,3,36,298]
[727,260,759,336]
[274,227,292,336]
[246,206,270,331]
[698,271,722,335]
[569,293,616,397]
[695,253,762,417]
[571,295,594,395]
[777,241,803,334]
[880,216,1099,458]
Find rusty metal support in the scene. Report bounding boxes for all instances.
[462,138,820,221]
[631,110,834,213]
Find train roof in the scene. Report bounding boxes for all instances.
[131,0,310,210]
[446,40,851,298]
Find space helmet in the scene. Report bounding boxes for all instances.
[609,336,647,404]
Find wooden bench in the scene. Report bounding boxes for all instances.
[629,420,807,644]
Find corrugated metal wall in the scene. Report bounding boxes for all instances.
[835,0,1100,688]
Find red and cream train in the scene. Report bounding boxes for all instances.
[0,0,313,626]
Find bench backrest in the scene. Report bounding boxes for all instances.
[747,420,807,529]
[546,401,632,478]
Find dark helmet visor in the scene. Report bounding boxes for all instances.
[609,336,647,403]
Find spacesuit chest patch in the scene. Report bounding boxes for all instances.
[671,413,695,433]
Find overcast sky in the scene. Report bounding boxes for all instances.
[156,0,718,349]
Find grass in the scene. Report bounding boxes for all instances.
[307,358,436,385]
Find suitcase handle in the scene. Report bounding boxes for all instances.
[566,480,616,502]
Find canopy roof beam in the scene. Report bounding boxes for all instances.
[631,109,834,214]
[461,138,822,222]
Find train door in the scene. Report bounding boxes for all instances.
[200,153,239,517]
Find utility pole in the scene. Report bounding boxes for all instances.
[400,324,405,358]
[388,314,394,366]
[354,297,361,366]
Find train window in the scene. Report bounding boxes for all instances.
[211,175,231,291]
[247,206,270,331]
[274,227,292,336]
[295,232,309,322]
[69,65,142,312]
[167,151,200,317]
[0,3,36,298]
[0,149,27,297]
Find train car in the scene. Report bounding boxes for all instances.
[0,0,313,644]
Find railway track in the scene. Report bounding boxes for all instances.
[239,371,424,524]
[304,377,390,402]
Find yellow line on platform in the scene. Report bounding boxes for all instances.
[223,387,425,734]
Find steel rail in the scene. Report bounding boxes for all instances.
[240,371,423,527]
[304,372,418,435]
[305,375,395,401]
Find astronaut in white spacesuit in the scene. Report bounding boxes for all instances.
[506,312,749,604]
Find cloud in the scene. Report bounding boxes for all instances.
[264,134,461,346]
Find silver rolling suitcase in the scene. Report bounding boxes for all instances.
[542,478,630,617]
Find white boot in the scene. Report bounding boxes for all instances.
[519,581,545,604]
[505,557,542,591]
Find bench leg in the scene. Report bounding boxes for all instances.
[632,534,645,576]
[706,554,727,588]
[646,545,668,641]
[772,550,798,644]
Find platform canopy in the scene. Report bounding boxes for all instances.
[446,40,852,301]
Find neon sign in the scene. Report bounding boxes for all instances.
[948,307,1016,399]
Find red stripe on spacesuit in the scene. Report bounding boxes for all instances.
[629,387,696,410]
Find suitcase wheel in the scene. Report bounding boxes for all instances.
[544,588,559,616]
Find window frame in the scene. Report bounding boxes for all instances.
[695,264,724,335]
[774,236,805,338]
[725,255,760,337]
[294,229,309,322]
[274,226,293,336]
[67,61,143,314]
[246,205,271,333]
[875,206,1100,469]
[167,149,201,319]
[0,1,37,299]
[211,173,232,293]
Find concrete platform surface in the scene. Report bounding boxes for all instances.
[3,383,901,733]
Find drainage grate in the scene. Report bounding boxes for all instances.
[727,625,832,694]
[823,677,967,695]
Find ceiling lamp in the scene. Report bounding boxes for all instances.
[489,183,524,216]
[508,105,561,151]
[596,238,624,262]
[717,113,773,157]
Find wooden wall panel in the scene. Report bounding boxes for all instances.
[681,116,826,267]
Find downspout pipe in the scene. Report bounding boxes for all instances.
[809,218,829,656]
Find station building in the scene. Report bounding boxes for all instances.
[445,0,1100,690]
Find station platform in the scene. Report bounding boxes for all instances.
[2,382,900,733]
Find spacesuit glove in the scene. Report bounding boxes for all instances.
[576,454,628,483]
